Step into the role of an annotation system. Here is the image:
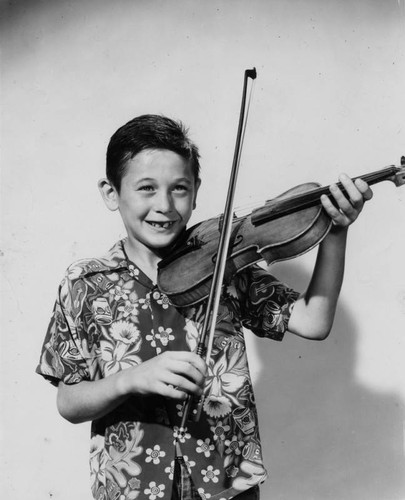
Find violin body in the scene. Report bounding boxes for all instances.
[158,182,332,307]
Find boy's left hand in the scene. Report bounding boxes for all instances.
[320,173,373,229]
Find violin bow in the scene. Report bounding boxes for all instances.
[181,68,257,423]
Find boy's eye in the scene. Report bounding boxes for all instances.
[173,184,189,192]
[138,185,155,192]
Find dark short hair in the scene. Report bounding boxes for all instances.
[106,114,201,191]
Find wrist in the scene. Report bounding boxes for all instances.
[325,224,349,244]
[114,369,131,398]
[320,224,348,254]
[328,223,349,236]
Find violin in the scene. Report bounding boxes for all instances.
[158,160,405,308]
[167,68,402,427]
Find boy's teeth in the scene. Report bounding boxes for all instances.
[150,222,172,228]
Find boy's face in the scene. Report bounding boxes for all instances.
[109,149,200,256]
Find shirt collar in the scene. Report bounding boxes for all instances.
[79,239,155,290]
[78,239,129,277]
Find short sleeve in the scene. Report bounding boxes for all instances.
[235,264,299,341]
[36,274,91,386]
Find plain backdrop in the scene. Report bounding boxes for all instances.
[1,1,405,499]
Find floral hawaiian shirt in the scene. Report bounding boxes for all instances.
[36,240,299,500]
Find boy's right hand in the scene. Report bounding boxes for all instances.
[57,351,207,424]
[118,351,207,400]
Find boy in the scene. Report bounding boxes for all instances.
[36,114,372,500]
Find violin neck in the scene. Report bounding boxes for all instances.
[252,165,401,225]
[320,166,401,197]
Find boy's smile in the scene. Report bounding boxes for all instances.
[100,149,200,266]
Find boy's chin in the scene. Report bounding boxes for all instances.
[147,236,180,255]
[153,240,178,256]
[137,227,187,256]
[153,228,186,247]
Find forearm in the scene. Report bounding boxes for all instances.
[57,371,129,424]
[56,351,207,424]
[287,174,372,339]
[288,226,348,339]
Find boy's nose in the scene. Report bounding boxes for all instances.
[155,191,173,213]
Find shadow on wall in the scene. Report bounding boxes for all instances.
[252,261,405,500]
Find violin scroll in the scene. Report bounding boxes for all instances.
[392,156,405,187]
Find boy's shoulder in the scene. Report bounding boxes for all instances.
[65,258,110,279]
[64,240,127,282]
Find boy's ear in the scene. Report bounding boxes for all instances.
[98,178,119,211]
[193,178,201,210]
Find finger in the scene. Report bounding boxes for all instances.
[329,182,357,215]
[321,193,349,226]
[354,177,373,201]
[171,360,206,387]
[326,182,359,224]
[163,373,203,398]
[163,351,207,378]
[158,381,188,400]
[337,174,365,210]
[189,354,208,377]
[181,352,208,374]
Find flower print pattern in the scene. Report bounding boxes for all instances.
[146,329,161,354]
[144,481,165,500]
[159,294,170,309]
[196,438,215,458]
[100,338,141,375]
[225,435,244,455]
[210,420,231,442]
[139,293,152,310]
[106,422,132,452]
[124,477,141,500]
[203,343,248,418]
[90,437,106,498]
[57,339,80,363]
[128,477,141,489]
[183,455,196,472]
[175,403,184,417]
[164,460,175,480]
[203,395,232,419]
[104,422,143,496]
[145,444,166,464]
[117,295,139,320]
[173,426,191,444]
[197,487,212,499]
[236,266,299,341]
[183,316,201,352]
[201,465,220,483]
[109,278,132,302]
[155,326,174,347]
[110,320,141,346]
[152,290,170,309]
[128,263,139,279]
[225,465,239,478]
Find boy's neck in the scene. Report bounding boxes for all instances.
[123,238,162,284]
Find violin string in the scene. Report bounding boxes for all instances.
[225,166,397,224]
[251,166,398,224]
